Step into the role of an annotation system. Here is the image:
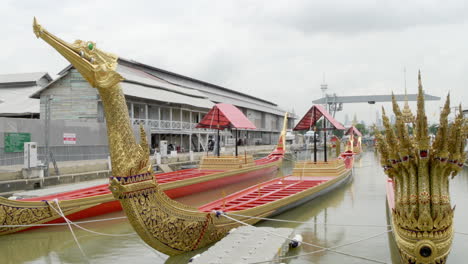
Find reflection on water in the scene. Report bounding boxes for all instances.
[1,151,467,263]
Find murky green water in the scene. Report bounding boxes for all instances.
[1,151,467,263]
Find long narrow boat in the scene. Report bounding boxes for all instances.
[344,125,363,159]
[0,147,282,236]
[377,72,466,264]
[199,158,353,215]
[0,98,287,236]
[31,19,355,256]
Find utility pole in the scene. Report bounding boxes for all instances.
[44,95,53,177]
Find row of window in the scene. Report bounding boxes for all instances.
[97,101,283,130]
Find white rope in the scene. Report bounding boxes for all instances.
[455,231,468,236]
[1,216,128,228]
[48,199,136,237]
[265,229,392,264]
[47,200,89,263]
[225,212,391,228]
[220,212,390,264]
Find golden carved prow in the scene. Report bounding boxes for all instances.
[33,18,148,179]
[376,71,466,264]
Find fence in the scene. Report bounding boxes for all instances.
[0,145,109,167]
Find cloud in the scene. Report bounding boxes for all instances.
[1,0,467,124]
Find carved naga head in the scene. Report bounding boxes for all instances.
[376,71,466,264]
[33,17,123,89]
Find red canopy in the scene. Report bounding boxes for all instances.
[345,126,363,137]
[196,103,256,130]
[293,105,345,131]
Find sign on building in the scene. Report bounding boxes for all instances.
[4,132,31,152]
[63,133,77,145]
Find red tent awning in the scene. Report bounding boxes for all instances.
[196,103,256,130]
[345,126,363,137]
[293,105,345,131]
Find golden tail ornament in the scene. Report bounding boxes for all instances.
[33,19,284,255]
[375,71,466,264]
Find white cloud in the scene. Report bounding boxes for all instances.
[1,0,467,124]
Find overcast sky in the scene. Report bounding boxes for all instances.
[2,0,467,125]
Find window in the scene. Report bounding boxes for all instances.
[160,107,170,120]
[148,105,159,120]
[133,104,146,119]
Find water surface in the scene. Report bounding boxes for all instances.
[2,151,467,263]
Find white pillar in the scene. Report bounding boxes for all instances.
[158,106,161,128]
[145,104,148,121]
[170,107,173,130]
[189,133,192,152]
[198,133,201,151]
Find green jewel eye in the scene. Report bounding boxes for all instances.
[88,43,94,50]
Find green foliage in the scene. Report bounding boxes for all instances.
[333,129,344,138]
[428,124,438,135]
[355,123,368,136]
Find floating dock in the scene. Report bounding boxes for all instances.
[191,226,294,264]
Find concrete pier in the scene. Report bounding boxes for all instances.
[191,226,294,264]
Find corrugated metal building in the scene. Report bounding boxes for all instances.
[29,59,292,152]
[0,72,52,118]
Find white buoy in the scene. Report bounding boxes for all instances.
[289,234,303,248]
[188,254,201,263]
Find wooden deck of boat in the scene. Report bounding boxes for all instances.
[154,169,224,183]
[199,176,334,212]
[19,156,277,202]
[20,168,225,201]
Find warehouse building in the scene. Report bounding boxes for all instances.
[0,72,52,118]
[29,58,293,153]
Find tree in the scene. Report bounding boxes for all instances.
[355,123,368,136]
[428,124,438,136]
[333,129,344,138]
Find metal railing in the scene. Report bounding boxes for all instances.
[0,145,109,166]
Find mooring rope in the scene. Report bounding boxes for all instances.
[48,199,136,237]
[219,211,390,264]
[225,212,392,228]
[455,231,468,236]
[46,200,90,263]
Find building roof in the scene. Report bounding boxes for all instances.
[293,105,345,131]
[0,72,52,116]
[196,103,256,130]
[118,58,286,116]
[34,59,286,116]
[119,58,278,106]
[0,72,52,87]
[31,64,214,109]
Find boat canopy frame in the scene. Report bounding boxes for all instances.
[196,103,256,156]
[293,105,345,162]
[345,126,363,137]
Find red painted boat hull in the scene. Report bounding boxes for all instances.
[11,156,281,234]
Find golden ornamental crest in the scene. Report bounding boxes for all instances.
[376,71,466,264]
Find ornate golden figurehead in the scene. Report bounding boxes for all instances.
[376,71,466,264]
[33,18,288,256]
[33,17,150,180]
